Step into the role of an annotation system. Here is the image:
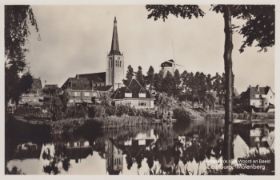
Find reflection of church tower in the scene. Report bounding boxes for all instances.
[106,17,124,90]
[105,139,123,175]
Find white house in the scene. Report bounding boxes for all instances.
[111,78,155,109]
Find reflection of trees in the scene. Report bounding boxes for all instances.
[125,154,133,170]
[105,122,225,175]
[6,166,24,174]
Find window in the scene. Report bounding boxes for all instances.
[138,101,146,106]
[120,61,122,67]
[84,92,90,96]
[139,93,146,98]
[125,93,132,98]
[74,92,81,97]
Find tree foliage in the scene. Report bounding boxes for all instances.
[211,5,275,52]
[136,66,146,87]
[146,5,274,53]
[146,5,205,21]
[5,5,39,105]
[123,65,134,86]
[146,66,155,87]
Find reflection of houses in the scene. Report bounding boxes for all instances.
[65,140,93,163]
[19,78,43,106]
[105,140,123,175]
[111,78,155,109]
[14,142,42,159]
[123,130,157,147]
[240,85,275,112]
[161,59,175,77]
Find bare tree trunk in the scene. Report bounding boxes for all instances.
[223,6,234,174]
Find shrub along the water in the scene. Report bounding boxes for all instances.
[87,104,155,118]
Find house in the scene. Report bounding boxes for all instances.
[19,78,43,106]
[65,140,93,163]
[111,78,155,109]
[240,85,274,112]
[61,77,98,105]
[161,59,176,78]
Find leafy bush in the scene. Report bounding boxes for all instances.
[105,106,116,116]
[116,105,130,117]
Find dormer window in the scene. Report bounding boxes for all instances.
[139,93,146,98]
[125,92,132,98]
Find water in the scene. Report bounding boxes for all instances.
[5,117,273,175]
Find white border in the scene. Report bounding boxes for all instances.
[0,0,279,180]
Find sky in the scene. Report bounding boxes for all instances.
[25,5,275,93]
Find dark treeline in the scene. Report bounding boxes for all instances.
[124,65,227,108]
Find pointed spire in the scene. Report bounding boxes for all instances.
[110,16,121,55]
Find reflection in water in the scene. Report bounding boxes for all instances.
[6,117,274,175]
[105,140,123,175]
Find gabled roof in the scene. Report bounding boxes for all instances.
[249,86,272,99]
[76,72,106,83]
[111,78,151,99]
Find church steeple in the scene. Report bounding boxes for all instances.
[109,16,121,55]
[106,16,124,90]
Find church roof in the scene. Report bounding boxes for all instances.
[61,77,92,90]
[76,72,106,83]
[109,17,121,56]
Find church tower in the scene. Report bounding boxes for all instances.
[106,17,124,90]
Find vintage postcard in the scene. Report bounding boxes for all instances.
[2,0,278,176]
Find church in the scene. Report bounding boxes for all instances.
[75,16,125,91]
[61,17,125,105]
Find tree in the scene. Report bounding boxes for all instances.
[206,74,213,91]
[157,93,173,114]
[154,70,164,92]
[136,66,146,87]
[5,5,39,106]
[162,71,175,96]
[59,91,69,112]
[146,66,155,88]
[123,65,134,86]
[7,72,33,104]
[174,69,181,95]
[146,4,274,174]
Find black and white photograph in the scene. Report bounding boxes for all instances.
[3,0,277,176]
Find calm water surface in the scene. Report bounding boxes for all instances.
[6,118,254,175]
